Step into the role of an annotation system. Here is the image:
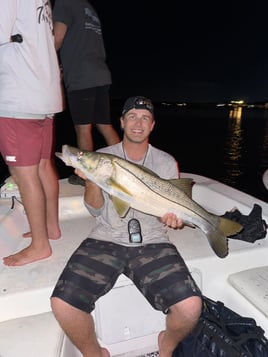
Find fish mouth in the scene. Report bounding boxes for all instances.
[55,151,64,161]
[55,152,73,166]
[55,145,79,166]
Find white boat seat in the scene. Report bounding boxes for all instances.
[0,312,64,357]
[228,266,268,318]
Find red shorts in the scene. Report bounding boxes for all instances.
[0,117,54,166]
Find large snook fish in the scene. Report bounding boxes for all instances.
[56,145,243,258]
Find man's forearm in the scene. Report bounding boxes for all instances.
[84,181,104,209]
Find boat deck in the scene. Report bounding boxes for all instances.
[0,180,90,321]
[0,174,267,356]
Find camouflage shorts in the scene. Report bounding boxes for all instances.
[51,238,201,313]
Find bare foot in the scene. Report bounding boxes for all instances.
[22,229,61,240]
[3,245,52,266]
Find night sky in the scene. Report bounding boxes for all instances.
[90,1,268,103]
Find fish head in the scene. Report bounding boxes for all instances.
[55,145,114,183]
[55,145,100,172]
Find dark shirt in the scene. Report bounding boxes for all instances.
[53,0,111,91]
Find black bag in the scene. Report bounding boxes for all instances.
[172,295,268,357]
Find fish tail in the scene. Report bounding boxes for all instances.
[207,230,229,258]
[219,217,243,237]
[206,217,243,258]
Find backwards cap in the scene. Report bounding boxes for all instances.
[122,96,154,115]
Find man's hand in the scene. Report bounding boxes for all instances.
[161,213,184,229]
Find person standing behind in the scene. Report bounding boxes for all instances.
[0,0,63,266]
[53,0,120,155]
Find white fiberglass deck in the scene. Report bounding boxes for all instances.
[0,174,267,356]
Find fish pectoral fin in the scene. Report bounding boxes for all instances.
[109,179,131,194]
[108,179,132,216]
[111,196,130,217]
[169,178,194,198]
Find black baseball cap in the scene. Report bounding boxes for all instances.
[122,96,154,115]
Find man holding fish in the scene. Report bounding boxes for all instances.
[51,96,203,356]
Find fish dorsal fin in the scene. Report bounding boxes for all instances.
[169,178,194,198]
[111,196,130,217]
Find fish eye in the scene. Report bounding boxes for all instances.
[77,151,84,161]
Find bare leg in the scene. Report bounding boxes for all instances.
[22,159,61,240]
[3,163,55,266]
[39,158,61,238]
[158,296,202,357]
[96,124,120,146]
[74,123,119,152]
[75,124,94,151]
[51,297,110,357]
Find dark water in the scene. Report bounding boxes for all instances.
[1,101,268,202]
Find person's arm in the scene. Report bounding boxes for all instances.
[74,169,104,209]
[84,180,104,209]
[53,21,67,50]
